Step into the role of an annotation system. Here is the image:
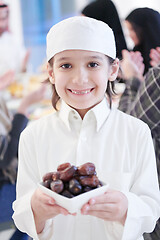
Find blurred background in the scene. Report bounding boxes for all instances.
[6,0,160,73]
[0,1,160,239]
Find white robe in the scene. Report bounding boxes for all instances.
[12,98,160,240]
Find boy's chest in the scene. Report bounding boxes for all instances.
[36,125,136,192]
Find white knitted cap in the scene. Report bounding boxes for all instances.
[46,16,116,61]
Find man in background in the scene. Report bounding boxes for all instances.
[0,1,30,76]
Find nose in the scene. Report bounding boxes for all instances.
[72,67,88,85]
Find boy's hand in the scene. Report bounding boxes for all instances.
[31,188,69,234]
[81,189,128,225]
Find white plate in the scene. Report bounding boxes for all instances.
[38,181,109,213]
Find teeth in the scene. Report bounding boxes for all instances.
[71,89,90,94]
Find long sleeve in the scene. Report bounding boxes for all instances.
[118,77,140,114]
[0,113,28,168]
[12,127,53,240]
[101,123,160,240]
[121,125,160,239]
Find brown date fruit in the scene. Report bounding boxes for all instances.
[64,181,69,190]
[42,162,103,198]
[61,189,74,198]
[69,179,82,195]
[98,181,103,187]
[52,172,60,181]
[59,165,77,181]
[79,175,99,187]
[83,186,93,192]
[43,180,52,189]
[78,162,95,176]
[50,180,64,193]
[78,175,88,181]
[57,162,71,172]
[43,172,55,182]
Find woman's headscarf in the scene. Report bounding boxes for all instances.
[81,0,127,59]
[126,7,160,74]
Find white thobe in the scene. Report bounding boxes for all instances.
[12,98,160,240]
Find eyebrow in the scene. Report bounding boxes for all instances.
[56,57,71,63]
[56,55,104,63]
[89,55,104,61]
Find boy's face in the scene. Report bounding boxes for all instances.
[48,50,118,118]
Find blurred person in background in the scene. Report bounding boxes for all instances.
[125,7,160,74]
[81,0,127,59]
[0,72,47,239]
[0,70,15,90]
[0,2,30,76]
[118,49,160,240]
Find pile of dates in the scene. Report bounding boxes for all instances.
[42,162,102,198]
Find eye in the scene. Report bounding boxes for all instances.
[61,63,72,69]
[88,62,99,68]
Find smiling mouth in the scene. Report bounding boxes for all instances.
[69,88,94,95]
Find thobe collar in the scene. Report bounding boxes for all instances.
[58,97,111,132]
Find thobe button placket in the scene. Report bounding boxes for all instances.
[80,134,87,142]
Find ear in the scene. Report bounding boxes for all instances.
[108,58,119,82]
[47,62,55,84]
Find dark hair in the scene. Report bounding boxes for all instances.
[48,56,117,111]
[0,4,8,8]
[125,7,160,73]
[129,22,143,43]
[81,0,127,58]
[0,4,9,17]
